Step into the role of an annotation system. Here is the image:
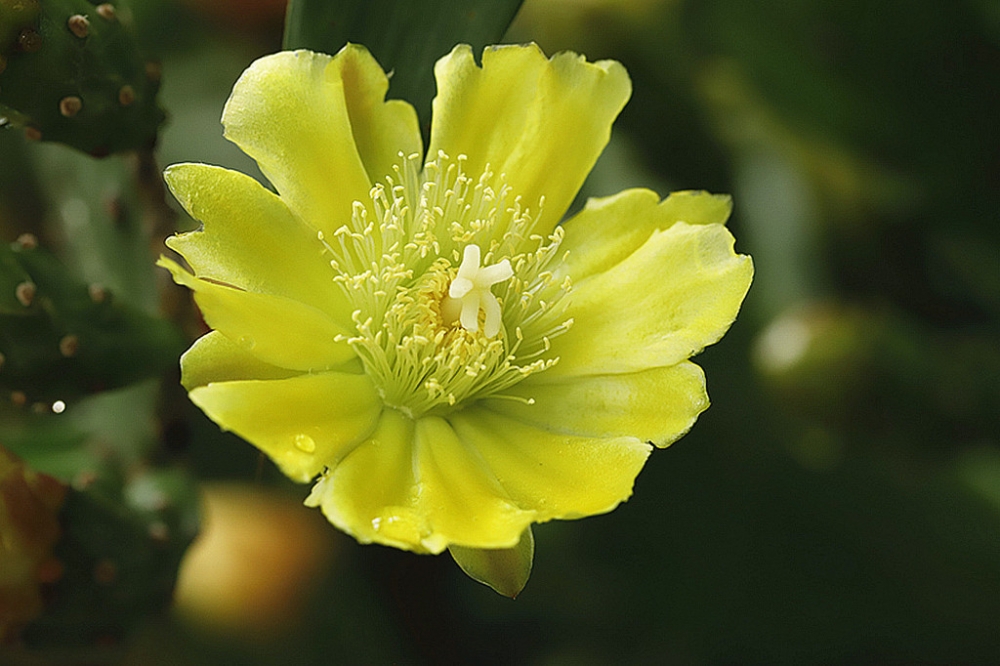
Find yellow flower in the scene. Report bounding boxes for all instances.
[160,44,752,557]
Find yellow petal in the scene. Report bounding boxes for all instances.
[222,47,420,236]
[189,372,382,483]
[159,257,354,372]
[329,44,423,187]
[305,409,426,551]
[549,222,753,377]
[412,416,534,551]
[483,362,708,448]
[306,411,534,553]
[164,163,350,323]
[427,44,631,234]
[180,331,301,390]
[448,409,651,522]
[556,189,734,284]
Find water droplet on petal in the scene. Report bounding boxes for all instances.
[293,434,316,453]
[237,335,255,350]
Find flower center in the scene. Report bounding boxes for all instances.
[444,244,513,338]
[320,152,572,419]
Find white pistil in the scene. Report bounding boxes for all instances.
[447,244,513,338]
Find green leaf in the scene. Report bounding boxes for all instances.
[283,0,524,135]
[449,526,533,598]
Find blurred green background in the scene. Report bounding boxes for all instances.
[2,0,999,663]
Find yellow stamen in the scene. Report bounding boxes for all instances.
[317,151,572,418]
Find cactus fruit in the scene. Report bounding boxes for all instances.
[0,0,164,156]
[0,234,185,407]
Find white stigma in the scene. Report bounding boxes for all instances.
[447,244,513,338]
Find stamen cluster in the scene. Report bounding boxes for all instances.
[320,152,573,418]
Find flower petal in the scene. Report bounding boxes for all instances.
[165,163,350,322]
[412,416,534,551]
[483,361,708,448]
[448,409,651,522]
[189,372,382,483]
[548,222,753,377]
[556,189,734,284]
[329,44,424,188]
[306,411,534,553]
[427,44,631,233]
[222,47,421,236]
[306,409,425,551]
[180,331,301,390]
[159,257,355,372]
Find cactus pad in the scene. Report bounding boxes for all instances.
[0,235,185,407]
[0,0,164,156]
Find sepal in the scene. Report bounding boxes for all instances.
[448,526,534,598]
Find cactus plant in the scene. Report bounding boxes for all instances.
[0,0,164,156]
[0,1,41,74]
[17,462,199,651]
[0,234,185,406]
[0,443,199,653]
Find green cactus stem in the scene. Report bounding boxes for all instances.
[16,461,199,651]
[0,234,185,406]
[0,0,164,156]
[0,1,41,61]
